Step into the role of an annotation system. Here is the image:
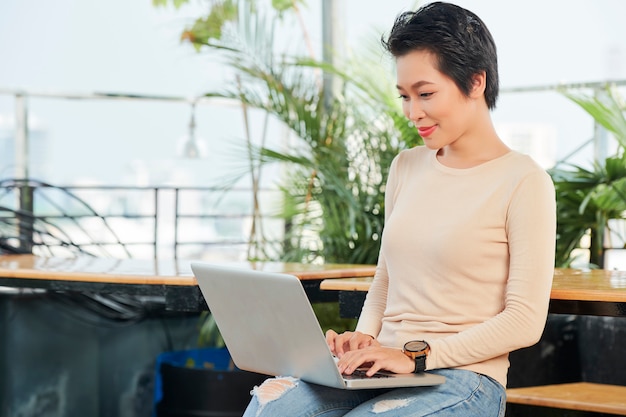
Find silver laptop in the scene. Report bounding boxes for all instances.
[191,262,445,389]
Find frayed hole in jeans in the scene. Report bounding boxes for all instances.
[252,377,298,407]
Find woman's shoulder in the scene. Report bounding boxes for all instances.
[504,151,551,177]
[393,145,432,165]
[499,152,555,196]
[388,146,433,180]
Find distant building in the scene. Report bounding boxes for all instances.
[0,114,48,180]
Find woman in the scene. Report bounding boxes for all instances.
[244,2,556,416]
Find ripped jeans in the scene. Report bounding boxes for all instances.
[242,369,506,417]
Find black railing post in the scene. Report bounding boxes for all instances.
[17,182,34,253]
[153,188,159,259]
[174,188,180,260]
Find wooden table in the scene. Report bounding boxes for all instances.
[0,254,376,415]
[320,268,626,318]
[0,254,376,311]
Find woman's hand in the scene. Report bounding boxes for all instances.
[336,346,416,376]
[325,330,379,358]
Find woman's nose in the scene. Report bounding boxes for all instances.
[409,101,426,122]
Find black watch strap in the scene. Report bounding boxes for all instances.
[413,355,427,373]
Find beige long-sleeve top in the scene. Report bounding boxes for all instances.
[355,146,556,387]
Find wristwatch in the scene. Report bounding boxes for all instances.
[402,340,430,373]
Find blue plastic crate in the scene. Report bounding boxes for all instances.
[153,347,234,411]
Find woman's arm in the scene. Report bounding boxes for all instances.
[427,171,556,370]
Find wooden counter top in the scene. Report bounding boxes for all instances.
[0,254,376,286]
[321,268,626,304]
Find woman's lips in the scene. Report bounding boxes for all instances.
[418,125,437,137]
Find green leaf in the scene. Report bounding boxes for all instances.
[272,0,295,12]
[152,0,189,8]
[562,86,626,149]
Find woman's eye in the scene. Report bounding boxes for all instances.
[398,94,409,101]
[419,92,433,98]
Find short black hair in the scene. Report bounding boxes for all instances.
[382,1,499,109]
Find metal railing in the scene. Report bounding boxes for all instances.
[499,79,626,167]
[0,89,278,260]
[0,179,282,260]
[2,81,626,262]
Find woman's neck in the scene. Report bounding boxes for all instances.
[436,119,509,169]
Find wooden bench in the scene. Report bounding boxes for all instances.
[506,382,626,415]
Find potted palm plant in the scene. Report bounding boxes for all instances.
[156,0,421,265]
[550,86,626,268]
[549,85,626,387]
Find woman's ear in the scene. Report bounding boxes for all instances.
[470,71,487,98]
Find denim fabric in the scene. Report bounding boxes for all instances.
[243,369,506,417]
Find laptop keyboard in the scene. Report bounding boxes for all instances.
[343,368,393,379]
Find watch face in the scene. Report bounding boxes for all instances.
[405,340,428,353]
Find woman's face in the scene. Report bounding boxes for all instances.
[396,50,480,151]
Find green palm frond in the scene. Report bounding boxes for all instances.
[552,86,626,267]
[190,1,424,264]
[562,85,626,149]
